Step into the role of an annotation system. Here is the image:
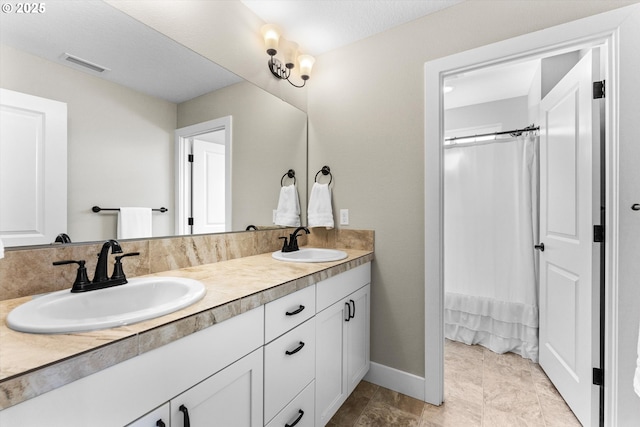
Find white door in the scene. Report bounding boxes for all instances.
[538,50,601,426]
[0,89,67,246]
[175,116,232,235]
[192,135,226,234]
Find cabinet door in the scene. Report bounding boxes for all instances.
[346,285,370,395]
[171,348,263,427]
[127,403,170,427]
[315,298,349,426]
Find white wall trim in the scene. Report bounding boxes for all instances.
[364,362,426,402]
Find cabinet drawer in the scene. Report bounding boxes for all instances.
[264,318,316,422]
[316,263,371,312]
[266,380,315,427]
[265,285,315,343]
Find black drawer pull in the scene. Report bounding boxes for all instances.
[286,305,305,316]
[179,404,191,427]
[285,341,305,355]
[345,301,351,321]
[156,420,166,427]
[285,409,305,427]
[349,299,356,319]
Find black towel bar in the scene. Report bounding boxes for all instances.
[92,206,168,213]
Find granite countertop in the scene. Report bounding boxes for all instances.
[0,248,374,410]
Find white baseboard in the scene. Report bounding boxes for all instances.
[363,362,426,401]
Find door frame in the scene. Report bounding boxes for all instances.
[175,116,232,235]
[424,6,635,425]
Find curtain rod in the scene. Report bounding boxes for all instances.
[445,125,539,142]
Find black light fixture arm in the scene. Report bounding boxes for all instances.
[268,56,307,88]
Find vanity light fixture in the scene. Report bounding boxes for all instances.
[260,24,315,88]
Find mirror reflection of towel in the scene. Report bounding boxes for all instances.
[275,185,300,227]
[118,207,152,239]
[308,183,334,229]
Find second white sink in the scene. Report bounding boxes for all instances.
[6,277,206,334]
[272,248,348,263]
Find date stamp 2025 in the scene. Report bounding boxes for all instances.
[1,2,46,14]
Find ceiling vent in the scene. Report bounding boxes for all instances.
[62,53,110,73]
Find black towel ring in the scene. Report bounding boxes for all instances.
[314,165,332,185]
[281,169,296,186]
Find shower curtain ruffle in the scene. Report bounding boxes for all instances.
[445,292,539,361]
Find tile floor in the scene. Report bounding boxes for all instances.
[327,339,581,426]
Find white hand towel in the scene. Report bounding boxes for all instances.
[275,184,301,227]
[117,207,152,239]
[635,321,640,397]
[308,182,334,229]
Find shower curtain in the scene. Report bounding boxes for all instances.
[444,133,539,361]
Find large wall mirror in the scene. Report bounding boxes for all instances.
[0,0,307,248]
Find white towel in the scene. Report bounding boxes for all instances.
[308,182,334,229]
[117,207,152,239]
[635,321,640,397]
[275,184,301,227]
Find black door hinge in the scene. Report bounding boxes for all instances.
[593,368,604,386]
[593,80,605,99]
[188,154,194,162]
[188,217,194,226]
[594,225,605,243]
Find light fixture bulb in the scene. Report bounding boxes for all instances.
[282,40,299,69]
[261,24,281,56]
[297,54,315,80]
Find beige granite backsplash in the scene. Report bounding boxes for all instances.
[0,228,374,300]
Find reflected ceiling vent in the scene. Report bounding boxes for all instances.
[62,53,110,73]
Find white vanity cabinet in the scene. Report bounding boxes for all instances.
[315,264,371,426]
[0,306,265,427]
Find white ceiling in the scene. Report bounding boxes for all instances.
[241,0,465,56]
[0,1,242,104]
[1,0,537,107]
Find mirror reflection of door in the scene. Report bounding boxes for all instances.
[175,116,232,235]
[0,89,67,246]
[192,130,226,234]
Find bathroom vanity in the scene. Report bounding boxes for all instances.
[0,249,372,427]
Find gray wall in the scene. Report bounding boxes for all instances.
[445,96,529,135]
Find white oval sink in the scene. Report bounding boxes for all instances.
[6,277,206,334]
[272,248,348,263]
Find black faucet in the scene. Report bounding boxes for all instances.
[53,240,139,292]
[93,239,123,284]
[281,227,310,252]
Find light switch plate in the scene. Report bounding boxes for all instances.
[340,209,349,225]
